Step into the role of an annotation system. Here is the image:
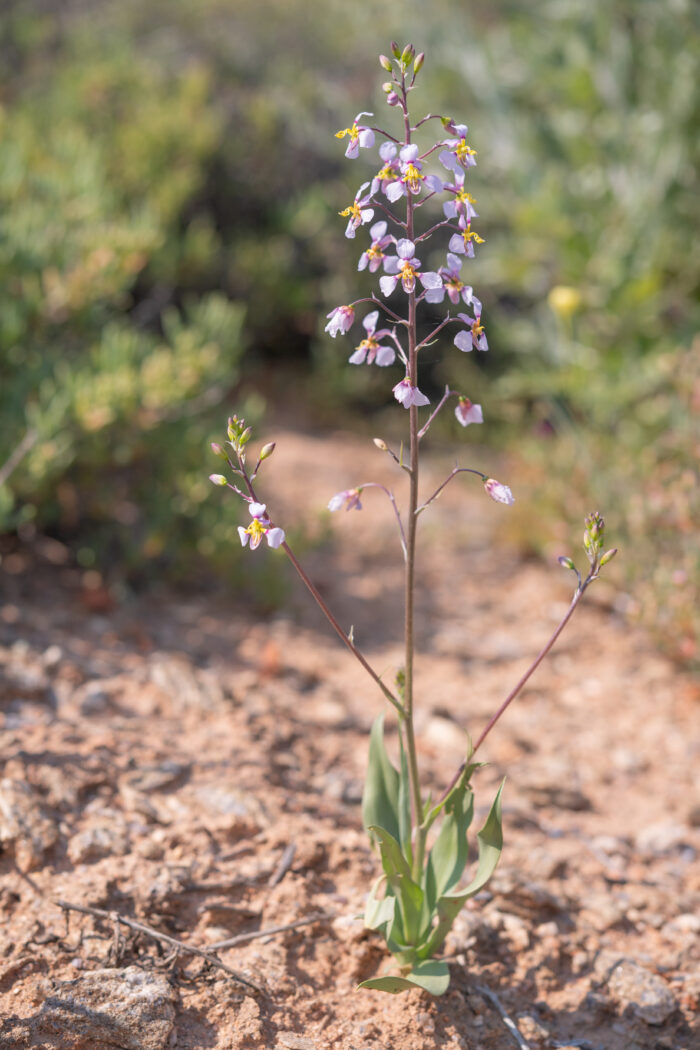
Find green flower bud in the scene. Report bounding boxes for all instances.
[209,474,227,486]
[600,548,618,567]
[210,442,227,460]
[259,441,276,461]
[414,52,425,74]
[382,81,393,93]
[379,54,393,72]
[391,41,401,58]
[558,556,576,571]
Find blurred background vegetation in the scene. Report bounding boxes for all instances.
[0,0,697,665]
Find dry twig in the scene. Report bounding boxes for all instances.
[268,843,296,887]
[54,899,263,996]
[474,983,531,1050]
[207,911,333,951]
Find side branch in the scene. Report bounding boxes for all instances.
[356,482,408,560]
[437,576,595,804]
[282,542,404,715]
[416,314,454,351]
[415,466,486,514]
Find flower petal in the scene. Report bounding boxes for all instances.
[266,527,285,548]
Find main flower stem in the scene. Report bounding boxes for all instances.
[401,80,425,883]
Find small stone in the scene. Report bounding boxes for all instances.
[68,822,129,863]
[31,966,176,1049]
[635,822,690,856]
[516,1014,550,1044]
[607,959,677,1026]
[0,778,58,871]
[277,1035,317,1050]
[661,913,700,937]
[523,780,592,812]
[500,912,530,950]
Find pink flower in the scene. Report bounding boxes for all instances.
[339,181,374,239]
[238,502,286,550]
[325,304,355,338]
[454,311,488,352]
[443,171,478,223]
[370,142,401,196]
[448,219,485,257]
[358,220,393,273]
[385,144,443,203]
[380,239,443,297]
[393,377,430,408]
[455,398,483,426]
[484,479,514,505]
[334,112,375,159]
[328,488,363,512]
[439,124,478,173]
[348,311,395,366]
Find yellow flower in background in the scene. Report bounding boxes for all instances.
[548,285,581,318]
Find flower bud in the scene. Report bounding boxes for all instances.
[484,478,515,506]
[373,437,388,451]
[414,52,425,74]
[259,441,276,461]
[240,426,252,445]
[391,41,401,58]
[379,54,393,71]
[401,44,415,65]
[209,474,227,486]
[558,556,576,571]
[600,548,618,567]
[386,92,400,107]
[210,442,227,460]
[382,81,393,93]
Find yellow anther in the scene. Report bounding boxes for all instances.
[335,123,358,141]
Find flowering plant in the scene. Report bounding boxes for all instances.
[210,43,616,996]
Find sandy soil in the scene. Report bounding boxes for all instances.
[0,430,698,1050]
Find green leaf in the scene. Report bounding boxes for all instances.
[424,785,474,909]
[370,825,425,946]
[364,875,395,932]
[358,960,451,996]
[419,781,504,959]
[362,715,400,844]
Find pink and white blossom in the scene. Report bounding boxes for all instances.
[370,142,401,196]
[439,124,478,173]
[393,377,430,408]
[454,310,488,352]
[339,182,375,239]
[455,398,484,427]
[448,218,485,257]
[484,479,514,505]
[325,304,355,338]
[442,171,478,223]
[328,488,363,512]
[385,144,443,203]
[348,311,395,366]
[335,112,375,159]
[358,220,394,273]
[238,503,286,550]
[380,239,443,297]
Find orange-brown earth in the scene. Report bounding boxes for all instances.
[1,430,698,1050]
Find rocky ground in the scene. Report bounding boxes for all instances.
[1,430,698,1050]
